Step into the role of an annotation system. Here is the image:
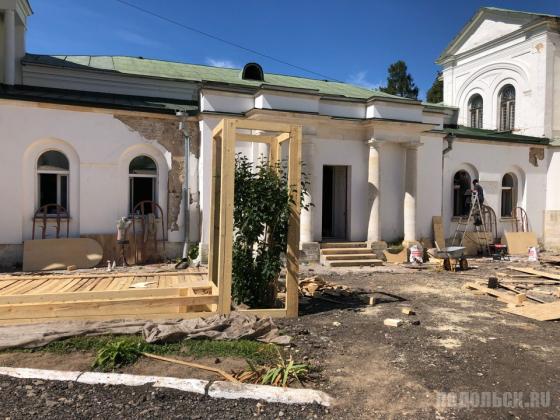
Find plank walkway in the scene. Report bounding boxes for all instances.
[0,268,217,324]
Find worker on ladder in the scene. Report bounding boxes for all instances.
[471,179,484,226]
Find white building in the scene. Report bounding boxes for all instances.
[0,2,558,268]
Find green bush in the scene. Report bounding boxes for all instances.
[232,155,310,308]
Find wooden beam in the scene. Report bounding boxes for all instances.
[237,308,288,318]
[286,125,302,318]
[217,119,236,315]
[0,295,219,319]
[275,132,291,144]
[508,267,560,282]
[212,120,224,137]
[235,134,274,144]
[269,138,279,164]
[208,130,222,288]
[235,120,291,133]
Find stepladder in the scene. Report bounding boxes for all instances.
[451,191,491,256]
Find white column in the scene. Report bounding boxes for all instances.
[4,9,16,85]
[367,139,382,242]
[404,142,420,242]
[300,137,315,243]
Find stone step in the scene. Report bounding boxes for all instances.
[320,242,367,249]
[326,259,383,267]
[320,248,372,255]
[323,254,377,261]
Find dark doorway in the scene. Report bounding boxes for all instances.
[322,165,348,239]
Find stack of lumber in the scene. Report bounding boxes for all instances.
[463,266,560,321]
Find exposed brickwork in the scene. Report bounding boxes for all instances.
[114,115,198,231]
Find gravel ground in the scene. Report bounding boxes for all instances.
[0,377,331,419]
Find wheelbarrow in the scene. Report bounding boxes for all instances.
[428,246,468,271]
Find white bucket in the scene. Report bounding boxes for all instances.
[528,246,539,262]
[409,244,423,264]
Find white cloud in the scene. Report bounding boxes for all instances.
[205,58,239,69]
[347,71,381,90]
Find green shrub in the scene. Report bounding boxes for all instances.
[232,155,310,308]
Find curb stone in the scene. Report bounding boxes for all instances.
[0,366,333,406]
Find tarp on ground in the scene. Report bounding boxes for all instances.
[0,313,290,350]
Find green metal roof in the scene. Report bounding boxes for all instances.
[22,54,414,103]
[0,83,197,114]
[444,125,549,145]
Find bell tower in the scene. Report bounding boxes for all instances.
[0,0,32,85]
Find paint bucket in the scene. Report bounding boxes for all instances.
[528,246,539,262]
[409,244,423,264]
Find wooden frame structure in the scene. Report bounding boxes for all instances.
[209,119,302,318]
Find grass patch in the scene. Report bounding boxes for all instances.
[9,335,278,365]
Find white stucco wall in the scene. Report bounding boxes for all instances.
[0,102,177,244]
[442,139,547,240]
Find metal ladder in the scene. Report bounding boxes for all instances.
[451,192,491,256]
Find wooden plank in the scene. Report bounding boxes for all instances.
[275,132,291,144]
[212,119,224,137]
[269,138,279,164]
[234,120,291,133]
[208,127,222,288]
[508,267,560,282]
[0,311,217,326]
[238,308,288,318]
[0,295,219,320]
[286,125,302,318]
[23,238,103,271]
[0,287,207,305]
[217,119,236,315]
[502,301,560,321]
[432,216,445,249]
[503,232,538,256]
[463,282,521,304]
[0,270,207,282]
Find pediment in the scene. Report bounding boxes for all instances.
[437,8,545,62]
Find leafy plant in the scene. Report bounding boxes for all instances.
[236,347,310,387]
[188,244,199,260]
[92,339,145,371]
[232,155,310,308]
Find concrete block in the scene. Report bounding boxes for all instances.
[300,242,320,262]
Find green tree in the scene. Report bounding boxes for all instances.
[232,155,310,308]
[426,72,444,103]
[380,60,419,99]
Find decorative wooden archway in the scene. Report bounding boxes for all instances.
[209,119,302,318]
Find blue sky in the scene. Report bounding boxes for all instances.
[27,0,560,99]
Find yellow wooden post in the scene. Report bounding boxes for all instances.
[217,119,236,314]
[285,126,302,317]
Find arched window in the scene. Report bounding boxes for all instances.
[501,173,517,217]
[453,170,471,217]
[241,62,264,81]
[37,150,69,213]
[499,85,515,131]
[129,155,157,214]
[468,94,483,128]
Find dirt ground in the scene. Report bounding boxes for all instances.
[1,259,560,418]
[276,259,560,419]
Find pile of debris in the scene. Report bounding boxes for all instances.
[298,276,374,305]
[463,266,560,321]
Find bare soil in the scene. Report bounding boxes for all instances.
[2,259,560,418]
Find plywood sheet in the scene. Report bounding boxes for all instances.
[432,216,445,249]
[503,232,538,256]
[463,231,492,256]
[502,301,560,321]
[23,238,103,271]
